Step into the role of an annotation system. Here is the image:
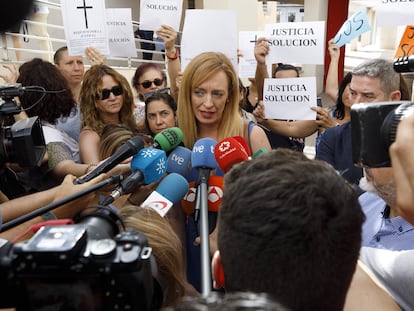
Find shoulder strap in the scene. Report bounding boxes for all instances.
[244,121,255,152]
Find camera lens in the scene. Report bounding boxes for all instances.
[381,101,414,149]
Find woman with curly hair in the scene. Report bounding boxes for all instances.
[79,64,137,165]
[15,58,100,193]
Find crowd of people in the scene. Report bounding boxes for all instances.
[0,8,414,311]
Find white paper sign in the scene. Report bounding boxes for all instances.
[180,9,238,72]
[375,1,414,27]
[264,21,325,65]
[263,77,317,120]
[238,31,264,78]
[106,9,136,57]
[61,0,109,56]
[139,0,183,31]
[141,191,173,217]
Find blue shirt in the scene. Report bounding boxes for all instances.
[316,122,363,192]
[360,192,414,250]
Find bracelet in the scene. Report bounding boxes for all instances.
[84,163,97,175]
[166,49,179,61]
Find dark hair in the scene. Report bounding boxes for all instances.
[163,291,290,311]
[273,63,300,77]
[17,58,75,123]
[334,72,352,120]
[144,92,177,136]
[218,149,364,311]
[53,46,68,65]
[238,78,248,110]
[132,63,167,95]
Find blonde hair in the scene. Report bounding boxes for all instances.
[119,205,187,307]
[80,65,137,135]
[177,52,243,149]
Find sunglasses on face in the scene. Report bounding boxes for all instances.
[139,78,164,89]
[99,85,123,100]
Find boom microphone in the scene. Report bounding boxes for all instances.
[214,137,249,173]
[141,173,189,217]
[101,148,167,205]
[166,146,192,178]
[75,136,145,184]
[152,127,184,152]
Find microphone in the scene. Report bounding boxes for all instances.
[75,136,145,184]
[152,127,184,152]
[181,175,224,216]
[191,137,218,295]
[141,173,189,217]
[232,135,252,157]
[166,146,192,178]
[214,137,249,173]
[191,138,217,223]
[252,147,268,159]
[393,55,414,73]
[101,147,167,205]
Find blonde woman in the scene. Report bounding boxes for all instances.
[177,52,270,153]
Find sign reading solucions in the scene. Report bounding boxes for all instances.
[375,0,414,26]
[333,7,371,47]
[263,77,317,121]
[139,0,183,31]
[61,0,109,56]
[264,21,325,65]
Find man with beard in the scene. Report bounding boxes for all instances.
[355,168,414,310]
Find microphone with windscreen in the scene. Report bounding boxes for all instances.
[181,175,224,216]
[214,137,250,173]
[232,135,252,157]
[191,137,217,296]
[166,146,192,178]
[101,148,167,205]
[152,127,184,152]
[75,136,145,184]
[191,138,217,223]
[141,173,189,217]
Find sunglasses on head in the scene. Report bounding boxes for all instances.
[143,87,171,101]
[139,78,164,89]
[99,85,123,100]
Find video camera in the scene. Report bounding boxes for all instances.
[351,101,414,168]
[351,55,414,168]
[0,83,45,167]
[0,206,164,310]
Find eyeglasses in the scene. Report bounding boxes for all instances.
[138,78,164,89]
[143,87,171,101]
[99,86,123,100]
